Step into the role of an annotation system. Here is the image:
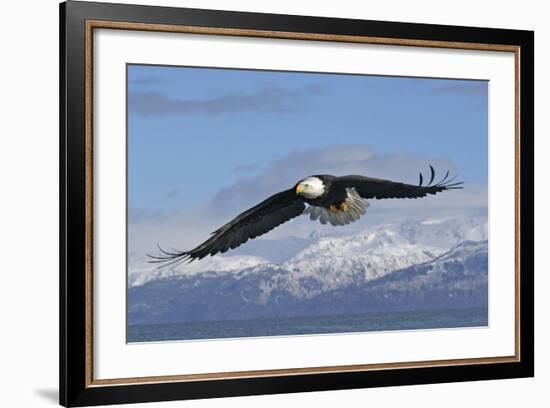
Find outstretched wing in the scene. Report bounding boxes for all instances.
[149,188,305,266]
[334,166,463,200]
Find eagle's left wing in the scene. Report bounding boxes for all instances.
[334,166,463,200]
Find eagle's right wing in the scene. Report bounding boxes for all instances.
[149,188,305,266]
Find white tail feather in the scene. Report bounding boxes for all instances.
[303,188,369,226]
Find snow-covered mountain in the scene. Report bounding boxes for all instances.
[128,217,488,325]
[128,253,268,286]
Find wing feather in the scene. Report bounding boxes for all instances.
[149,188,305,266]
[334,167,463,200]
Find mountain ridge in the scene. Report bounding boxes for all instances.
[128,217,488,325]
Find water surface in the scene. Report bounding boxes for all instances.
[127,307,488,343]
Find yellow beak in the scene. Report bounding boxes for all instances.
[296,184,305,194]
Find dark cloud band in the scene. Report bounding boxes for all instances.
[128,84,325,116]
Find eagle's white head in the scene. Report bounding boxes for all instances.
[296,177,325,199]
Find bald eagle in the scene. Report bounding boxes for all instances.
[150,166,462,266]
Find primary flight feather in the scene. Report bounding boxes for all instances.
[149,166,463,267]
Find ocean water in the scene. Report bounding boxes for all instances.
[127,307,488,343]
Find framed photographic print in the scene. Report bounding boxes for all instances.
[59,1,534,406]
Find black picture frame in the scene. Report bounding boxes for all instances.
[60,1,534,406]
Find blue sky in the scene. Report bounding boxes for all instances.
[128,64,487,210]
[127,64,488,252]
